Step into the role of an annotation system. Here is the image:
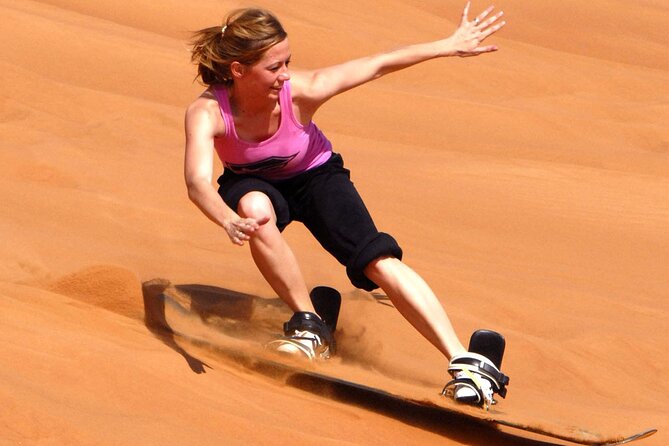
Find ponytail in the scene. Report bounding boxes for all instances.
[189,8,288,86]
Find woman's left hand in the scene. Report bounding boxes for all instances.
[446,2,506,57]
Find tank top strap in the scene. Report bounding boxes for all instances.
[211,85,234,137]
[278,81,300,129]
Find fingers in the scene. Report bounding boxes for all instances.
[229,225,248,245]
[227,219,251,245]
[452,4,506,58]
[478,9,504,29]
[471,7,506,46]
[462,45,499,57]
[228,216,269,245]
[473,6,495,26]
[466,4,505,32]
[477,13,505,43]
[461,1,471,26]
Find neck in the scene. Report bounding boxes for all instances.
[228,84,278,117]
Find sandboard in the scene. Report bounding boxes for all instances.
[263,361,656,446]
[142,280,657,446]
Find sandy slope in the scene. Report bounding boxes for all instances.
[1,0,668,444]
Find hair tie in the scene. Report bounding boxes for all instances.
[221,25,227,35]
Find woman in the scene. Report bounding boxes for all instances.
[185,3,507,407]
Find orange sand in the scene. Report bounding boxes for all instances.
[1,0,668,445]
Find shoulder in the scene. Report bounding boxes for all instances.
[288,70,316,101]
[286,70,321,122]
[185,88,225,137]
[286,67,347,119]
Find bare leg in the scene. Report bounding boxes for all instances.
[238,192,315,313]
[364,256,466,360]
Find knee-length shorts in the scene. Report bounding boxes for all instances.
[217,153,402,291]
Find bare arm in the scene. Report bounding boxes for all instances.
[292,3,505,113]
[184,98,266,245]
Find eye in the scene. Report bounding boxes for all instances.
[269,60,290,72]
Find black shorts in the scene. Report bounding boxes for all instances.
[217,153,402,291]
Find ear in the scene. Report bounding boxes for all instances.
[230,61,246,79]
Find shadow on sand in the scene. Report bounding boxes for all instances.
[141,279,559,446]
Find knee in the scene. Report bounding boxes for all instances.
[346,233,403,291]
[363,256,399,282]
[237,191,276,223]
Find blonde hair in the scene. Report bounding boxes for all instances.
[190,8,287,86]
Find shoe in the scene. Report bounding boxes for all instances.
[266,311,334,361]
[452,370,494,406]
[443,352,508,409]
[273,329,327,360]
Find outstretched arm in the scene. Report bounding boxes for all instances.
[292,2,505,113]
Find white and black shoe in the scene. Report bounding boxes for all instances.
[266,311,335,361]
[443,352,509,410]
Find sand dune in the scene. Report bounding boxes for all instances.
[1,0,667,444]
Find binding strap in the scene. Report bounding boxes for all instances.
[442,370,492,408]
[443,352,510,409]
[447,352,509,398]
[283,311,335,354]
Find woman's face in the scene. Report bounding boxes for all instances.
[237,38,291,99]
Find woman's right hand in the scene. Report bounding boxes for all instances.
[224,215,270,246]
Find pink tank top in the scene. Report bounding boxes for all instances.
[212,81,332,181]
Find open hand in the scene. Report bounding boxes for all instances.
[448,2,506,57]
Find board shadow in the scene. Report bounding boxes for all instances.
[141,279,563,446]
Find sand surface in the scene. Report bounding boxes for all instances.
[1,0,668,445]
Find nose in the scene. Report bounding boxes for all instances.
[278,69,290,81]
[278,64,290,81]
